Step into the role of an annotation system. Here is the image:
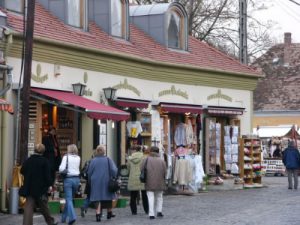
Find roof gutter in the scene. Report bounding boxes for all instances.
[12,32,264,79]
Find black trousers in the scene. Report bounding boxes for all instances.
[130,190,148,214]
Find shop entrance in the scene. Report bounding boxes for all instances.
[41,104,76,156]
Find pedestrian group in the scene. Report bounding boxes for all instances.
[20,139,166,225]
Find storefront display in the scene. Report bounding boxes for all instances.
[204,116,241,177]
[224,125,239,174]
[156,104,205,193]
[41,104,76,156]
[239,136,263,188]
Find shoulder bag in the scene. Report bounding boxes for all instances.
[139,158,148,183]
[107,158,120,193]
[58,154,68,180]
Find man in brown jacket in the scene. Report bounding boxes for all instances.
[141,146,166,219]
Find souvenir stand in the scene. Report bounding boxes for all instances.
[239,135,263,188]
[258,126,300,176]
[157,103,206,194]
[204,114,243,186]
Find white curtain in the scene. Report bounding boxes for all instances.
[111,0,122,37]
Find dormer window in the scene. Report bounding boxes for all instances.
[111,0,128,39]
[167,7,187,50]
[5,0,24,13]
[67,0,87,30]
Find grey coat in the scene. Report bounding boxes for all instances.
[141,152,166,191]
[87,156,118,202]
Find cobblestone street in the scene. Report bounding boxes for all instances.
[1,176,299,225]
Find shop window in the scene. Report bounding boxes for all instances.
[67,0,87,30]
[167,8,187,50]
[5,0,24,13]
[110,0,127,39]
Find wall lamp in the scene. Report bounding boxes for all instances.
[103,87,117,101]
[72,82,86,96]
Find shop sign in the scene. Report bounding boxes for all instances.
[158,85,188,99]
[113,79,141,96]
[207,89,232,102]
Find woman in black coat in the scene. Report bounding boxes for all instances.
[20,143,58,225]
[42,126,61,185]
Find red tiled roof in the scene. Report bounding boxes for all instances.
[6,3,260,76]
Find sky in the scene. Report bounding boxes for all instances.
[253,0,300,43]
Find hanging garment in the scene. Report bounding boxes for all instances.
[166,154,173,180]
[173,158,192,185]
[175,146,188,156]
[186,120,194,145]
[174,123,187,146]
[126,121,143,138]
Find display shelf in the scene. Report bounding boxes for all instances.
[239,137,263,188]
[205,118,218,175]
[138,113,152,147]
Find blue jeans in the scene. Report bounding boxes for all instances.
[61,177,80,223]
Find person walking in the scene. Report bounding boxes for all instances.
[127,145,149,215]
[282,140,300,190]
[141,146,166,220]
[59,144,81,225]
[80,151,94,218]
[87,145,118,222]
[19,143,58,225]
[273,145,282,158]
[42,126,61,185]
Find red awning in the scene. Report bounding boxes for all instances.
[31,88,130,121]
[115,97,151,109]
[0,98,13,114]
[159,102,202,114]
[207,106,244,115]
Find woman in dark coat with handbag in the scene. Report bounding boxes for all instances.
[140,146,166,220]
[87,145,118,222]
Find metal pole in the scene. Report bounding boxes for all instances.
[19,0,36,164]
[239,0,248,64]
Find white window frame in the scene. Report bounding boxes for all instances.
[110,0,127,39]
[167,8,186,50]
[67,0,88,30]
[5,0,24,13]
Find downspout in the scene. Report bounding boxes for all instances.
[0,27,13,212]
[0,66,13,212]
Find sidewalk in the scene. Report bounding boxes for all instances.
[1,177,296,225]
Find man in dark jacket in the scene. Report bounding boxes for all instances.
[282,140,300,190]
[20,143,57,225]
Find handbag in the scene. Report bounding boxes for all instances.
[139,158,148,183]
[58,154,68,180]
[107,158,120,193]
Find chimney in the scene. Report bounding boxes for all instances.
[284,32,292,45]
[284,32,292,65]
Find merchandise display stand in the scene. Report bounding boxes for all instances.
[139,113,152,146]
[239,137,263,188]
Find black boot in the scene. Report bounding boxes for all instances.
[96,214,101,222]
[107,212,115,219]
